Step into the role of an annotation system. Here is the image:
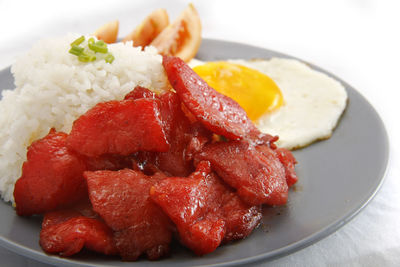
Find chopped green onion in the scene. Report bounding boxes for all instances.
[78,51,96,62]
[68,36,114,63]
[88,40,108,53]
[97,40,107,48]
[88,37,95,45]
[70,36,85,47]
[105,53,115,63]
[69,45,84,56]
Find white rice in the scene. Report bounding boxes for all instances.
[0,34,170,203]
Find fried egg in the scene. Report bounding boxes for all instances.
[189,58,348,150]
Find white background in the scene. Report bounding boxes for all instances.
[0,0,399,266]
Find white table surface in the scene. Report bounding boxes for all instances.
[0,0,399,266]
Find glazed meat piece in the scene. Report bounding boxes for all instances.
[151,92,212,176]
[150,161,262,255]
[124,85,157,100]
[135,90,212,177]
[266,147,298,187]
[137,91,194,176]
[13,129,87,216]
[221,193,262,243]
[85,154,134,171]
[40,208,117,257]
[84,169,172,261]
[41,199,99,229]
[184,122,212,162]
[66,98,169,157]
[194,141,289,206]
[162,55,263,142]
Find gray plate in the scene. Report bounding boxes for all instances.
[0,39,389,266]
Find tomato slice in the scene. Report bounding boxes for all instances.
[94,20,119,44]
[123,8,169,47]
[151,4,201,62]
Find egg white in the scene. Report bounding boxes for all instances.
[190,58,348,150]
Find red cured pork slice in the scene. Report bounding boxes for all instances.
[138,91,194,176]
[162,55,276,146]
[66,98,169,157]
[13,129,87,216]
[184,121,212,162]
[41,200,99,229]
[220,193,262,243]
[150,161,262,255]
[194,141,289,206]
[124,85,157,100]
[42,210,83,229]
[84,169,172,261]
[263,147,298,188]
[149,92,212,176]
[85,154,134,171]
[40,209,117,257]
[135,91,212,177]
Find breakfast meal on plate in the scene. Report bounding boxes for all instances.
[0,3,347,262]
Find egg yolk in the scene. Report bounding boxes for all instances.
[193,62,283,121]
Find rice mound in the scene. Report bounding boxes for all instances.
[0,34,170,203]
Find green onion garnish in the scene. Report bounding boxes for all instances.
[69,36,114,63]
[78,51,96,62]
[69,45,84,56]
[105,53,115,63]
[88,37,95,45]
[97,40,106,46]
[70,36,85,47]
[88,40,108,53]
